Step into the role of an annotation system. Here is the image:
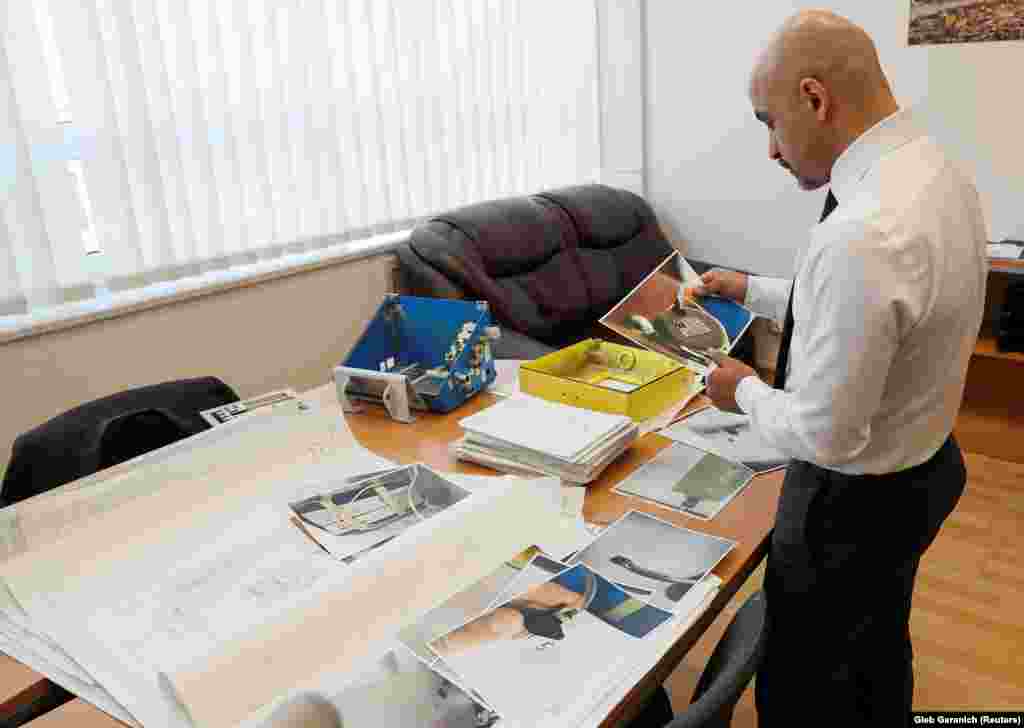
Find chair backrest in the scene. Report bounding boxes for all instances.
[398,184,674,346]
[668,590,767,728]
[1,377,239,506]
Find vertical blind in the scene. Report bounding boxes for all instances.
[1,0,601,314]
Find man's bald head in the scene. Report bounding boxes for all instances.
[752,10,893,112]
[749,10,899,191]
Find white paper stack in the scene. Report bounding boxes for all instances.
[452,395,640,484]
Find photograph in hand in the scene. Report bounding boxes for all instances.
[600,252,754,374]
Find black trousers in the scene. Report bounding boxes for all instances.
[755,436,966,727]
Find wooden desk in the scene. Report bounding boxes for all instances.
[23,697,114,727]
[14,385,782,727]
[955,260,1024,463]
[1,655,54,724]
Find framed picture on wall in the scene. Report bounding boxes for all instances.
[909,0,1024,45]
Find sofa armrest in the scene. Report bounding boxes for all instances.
[395,243,465,299]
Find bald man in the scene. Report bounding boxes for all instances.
[688,10,986,727]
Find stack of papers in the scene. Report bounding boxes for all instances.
[452,395,639,484]
[393,509,734,727]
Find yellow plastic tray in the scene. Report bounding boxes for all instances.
[519,339,697,421]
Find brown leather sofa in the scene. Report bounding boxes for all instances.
[396,184,678,359]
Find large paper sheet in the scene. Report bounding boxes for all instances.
[23,501,351,727]
[0,403,363,724]
[0,408,360,610]
[0,405,322,618]
[165,478,562,728]
[0,634,138,726]
[0,398,320,564]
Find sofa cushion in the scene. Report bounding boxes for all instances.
[404,184,675,345]
[409,195,593,341]
[539,186,674,317]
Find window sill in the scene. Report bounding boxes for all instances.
[0,229,411,346]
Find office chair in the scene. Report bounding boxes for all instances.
[0,377,239,726]
[666,589,767,728]
[1,376,239,507]
[627,589,766,728]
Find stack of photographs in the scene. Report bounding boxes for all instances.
[368,511,737,727]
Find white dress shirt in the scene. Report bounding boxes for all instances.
[735,108,988,474]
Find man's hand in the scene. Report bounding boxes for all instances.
[684,269,749,304]
[705,351,758,413]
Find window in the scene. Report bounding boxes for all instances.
[1,0,607,319]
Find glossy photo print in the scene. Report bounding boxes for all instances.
[613,441,756,520]
[288,465,471,560]
[428,563,673,724]
[568,510,735,613]
[600,252,754,374]
[909,0,1024,45]
[662,405,789,474]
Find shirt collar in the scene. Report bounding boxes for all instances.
[829,107,922,204]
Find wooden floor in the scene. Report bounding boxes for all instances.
[664,451,1024,724]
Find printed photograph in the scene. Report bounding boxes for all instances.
[662,406,789,474]
[485,550,579,611]
[568,510,735,613]
[909,0,1024,45]
[600,252,754,373]
[399,547,566,667]
[270,646,500,727]
[428,563,673,723]
[288,465,470,560]
[613,441,755,520]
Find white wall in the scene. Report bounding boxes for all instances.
[646,1,1024,277]
[0,255,396,479]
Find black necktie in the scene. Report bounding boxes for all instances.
[773,189,838,390]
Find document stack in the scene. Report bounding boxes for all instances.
[452,394,639,484]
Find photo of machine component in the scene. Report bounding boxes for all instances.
[569,510,735,613]
[288,465,471,560]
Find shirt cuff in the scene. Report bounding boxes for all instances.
[743,277,758,309]
[735,375,773,415]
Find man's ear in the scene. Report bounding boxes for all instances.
[800,77,830,122]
